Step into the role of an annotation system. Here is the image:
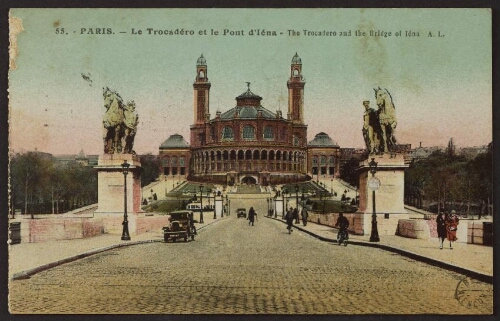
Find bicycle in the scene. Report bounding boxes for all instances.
[337,228,348,246]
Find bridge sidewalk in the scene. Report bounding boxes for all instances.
[8,214,224,280]
[270,216,493,283]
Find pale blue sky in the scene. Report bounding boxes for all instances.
[9,8,492,155]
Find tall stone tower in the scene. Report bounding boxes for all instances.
[191,54,211,148]
[287,52,305,124]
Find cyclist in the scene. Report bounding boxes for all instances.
[334,212,349,244]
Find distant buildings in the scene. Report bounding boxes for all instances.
[53,150,98,166]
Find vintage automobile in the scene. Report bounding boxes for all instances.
[163,210,196,242]
[236,208,247,218]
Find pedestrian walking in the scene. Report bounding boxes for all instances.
[301,207,308,226]
[285,207,294,233]
[248,207,256,226]
[436,212,447,249]
[446,210,459,249]
[293,207,299,224]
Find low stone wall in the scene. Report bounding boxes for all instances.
[467,221,493,245]
[307,212,364,235]
[18,213,170,243]
[396,219,430,239]
[28,218,104,243]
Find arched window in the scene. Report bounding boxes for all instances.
[179,157,185,166]
[312,156,318,165]
[293,68,299,76]
[162,157,170,166]
[171,156,178,166]
[329,155,335,164]
[222,126,234,140]
[320,155,327,165]
[293,134,300,146]
[263,126,274,139]
[242,125,255,139]
[199,70,205,78]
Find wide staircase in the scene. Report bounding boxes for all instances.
[235,185,262,194]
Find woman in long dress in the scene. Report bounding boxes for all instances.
[446,210,459,249]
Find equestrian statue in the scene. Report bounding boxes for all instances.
[102,87,139,154]
[362,87,397,154]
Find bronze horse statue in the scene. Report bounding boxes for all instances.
[374,87,397,153]
[102,87,138,154]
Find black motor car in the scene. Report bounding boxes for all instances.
[236,208,246,218]
[163,211,196,242]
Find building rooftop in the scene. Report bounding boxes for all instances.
[308,132,339,147]
[160,134,190,149]
[219,105,277,120]
[196,54,206,66]
[291,52,302,64]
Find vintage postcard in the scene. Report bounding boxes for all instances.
[8,8,493,314]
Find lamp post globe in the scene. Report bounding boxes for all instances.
[121,160,131,241]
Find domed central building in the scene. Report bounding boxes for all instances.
[159,53,341,185]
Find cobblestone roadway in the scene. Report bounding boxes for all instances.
[9,217,493,314]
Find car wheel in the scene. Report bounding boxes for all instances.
[173,238,177,243]
[164,235,169,242]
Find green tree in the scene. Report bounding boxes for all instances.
[10,151,53,217]
[140,154,160,187]
[340,158,360,188]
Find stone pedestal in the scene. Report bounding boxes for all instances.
[215,197,223,217]
[274,197,284,218]
[94,154,142,235]
[355,153,409,236]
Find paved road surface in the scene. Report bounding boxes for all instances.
[9,216,492,314]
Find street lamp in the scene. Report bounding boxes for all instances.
[225,195,228,216]
[295,185,300,223]
[199,184,204,223]
[368,158,380,242]
[121,160,131,241]
[213,191,217,219]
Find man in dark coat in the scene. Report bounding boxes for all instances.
[285,207,294,233]
[248,207,256,226]
[436,212,447,249]
[301,207,308,226]
[293,207,299,224]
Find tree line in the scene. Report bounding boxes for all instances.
[405,142,492,217]
[9,151,160,217]
[340,141,492,217]
[9,151,98,217]
[10,151,159,217]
